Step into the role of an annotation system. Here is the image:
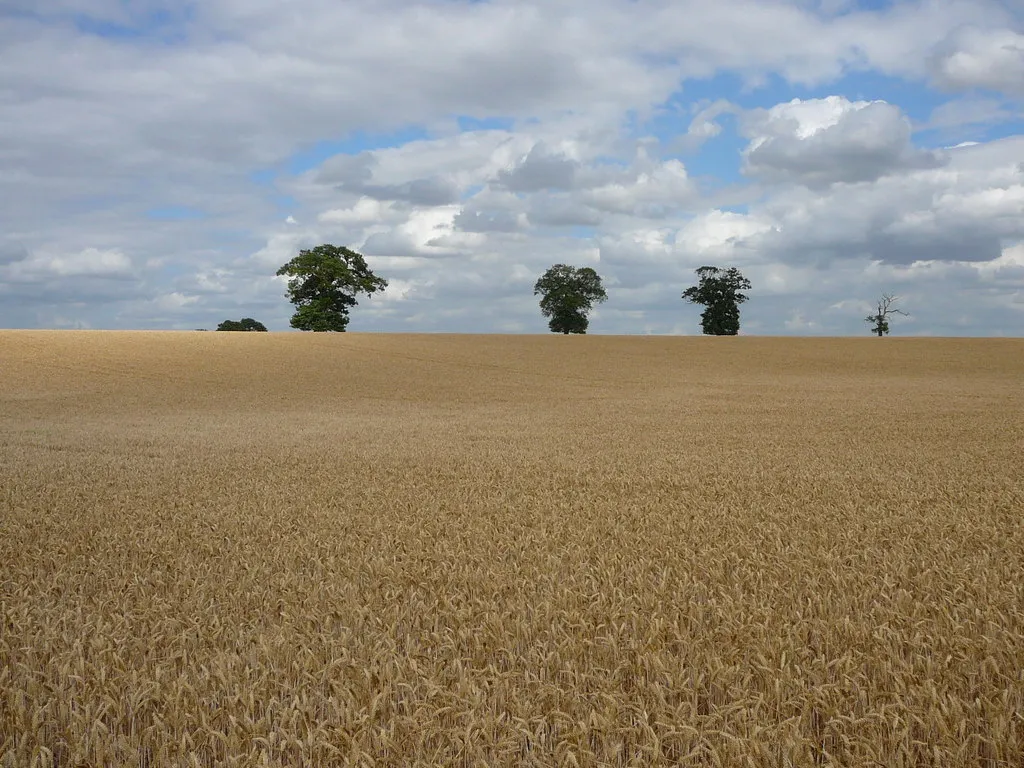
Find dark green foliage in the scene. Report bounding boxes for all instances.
[866,294,906,336]
[867,316,890,337]
[533,264,608,334]
[216,318,268,332]
[276,245,388,332]
[681,266,752,336]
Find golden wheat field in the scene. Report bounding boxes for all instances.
[1,330,1023,767]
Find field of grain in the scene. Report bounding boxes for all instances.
[1,331,1022,767]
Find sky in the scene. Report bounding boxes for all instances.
[1,0,1023,335]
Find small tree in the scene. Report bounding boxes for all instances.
[276,244,388,332]
[865,294,907,337]
[681,266,752,335]
[216,318,268,332]
[533,264,608,334]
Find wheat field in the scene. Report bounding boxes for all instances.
[1,330,1022,767]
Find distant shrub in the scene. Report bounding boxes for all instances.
[216,318,268,332]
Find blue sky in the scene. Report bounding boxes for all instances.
[1,0,1022,334]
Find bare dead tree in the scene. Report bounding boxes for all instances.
[865,294,908,336]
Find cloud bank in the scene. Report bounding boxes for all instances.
[1,0,1022,335]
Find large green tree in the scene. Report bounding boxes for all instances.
[216,318,267,332]
[276,245,388,332]
[533,264,608,334]
[681,266,752,336]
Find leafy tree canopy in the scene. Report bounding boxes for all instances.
[533,264,608,334]
[276,244,388,332]
[681,266,752,336]
[216,318,267,332]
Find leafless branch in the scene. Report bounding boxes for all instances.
[880,294,908,317]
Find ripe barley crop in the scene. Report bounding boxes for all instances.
[1,331,1022,767]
